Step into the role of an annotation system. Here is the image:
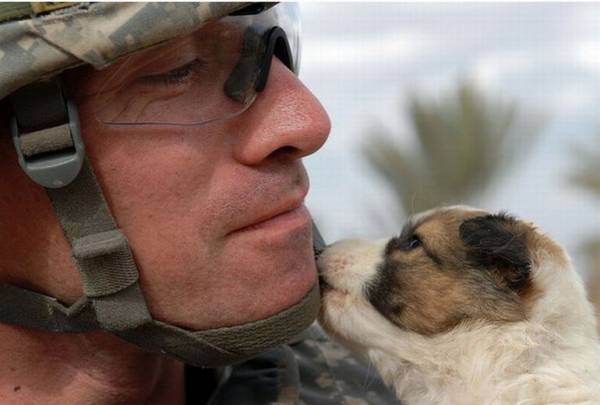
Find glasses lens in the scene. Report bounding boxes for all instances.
[92,3,299,127]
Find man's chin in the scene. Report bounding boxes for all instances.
[214,231,318,327]
[145,221,317,331]
[147,259,317,332]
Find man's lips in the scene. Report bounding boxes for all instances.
[226,193,309,236]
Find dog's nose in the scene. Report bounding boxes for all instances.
[316,239,389,296]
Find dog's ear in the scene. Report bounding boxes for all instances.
[459,213,531,293]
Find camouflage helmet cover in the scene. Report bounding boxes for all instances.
[0,2,251,101]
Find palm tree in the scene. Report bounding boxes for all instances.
[363,80,542,225]
[569,141,600,332]
[570,144,600,193]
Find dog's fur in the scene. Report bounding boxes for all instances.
[318,206,600,404]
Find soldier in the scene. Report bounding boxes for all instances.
[0,3,400,404]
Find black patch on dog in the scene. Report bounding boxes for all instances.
[384,236,403,255]
[365,260,395,313]
[365,258,406,323]
[459,213,531,292]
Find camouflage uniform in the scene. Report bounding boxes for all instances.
[189,325,401,405]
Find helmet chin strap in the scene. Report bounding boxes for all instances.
[2,59,322,367]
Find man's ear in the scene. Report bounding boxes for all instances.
[459,213,531,293]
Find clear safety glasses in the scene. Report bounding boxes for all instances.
[93,3,300,126]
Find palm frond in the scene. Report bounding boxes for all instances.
[363,80,543,221]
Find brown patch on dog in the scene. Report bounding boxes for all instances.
[368,208,537,336]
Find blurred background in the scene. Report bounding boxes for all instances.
[299,3,600,322]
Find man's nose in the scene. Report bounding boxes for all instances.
[232,57,331,165]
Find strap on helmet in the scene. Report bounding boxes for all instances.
[8,77,152,331]
[10,78,85,188]
[46,159,152,331]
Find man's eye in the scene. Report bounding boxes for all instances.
[163,64,195,83]
[402,235,421,251]
[142,60,204,87]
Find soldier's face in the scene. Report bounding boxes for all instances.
[62,56,330,329]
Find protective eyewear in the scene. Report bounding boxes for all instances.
[92,3,300,126]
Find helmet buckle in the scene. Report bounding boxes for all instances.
[9,81,85,189]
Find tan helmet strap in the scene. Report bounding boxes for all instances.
[8,78,151,331]
[46,158,153,331]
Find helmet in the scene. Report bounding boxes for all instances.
[0,2,325,367]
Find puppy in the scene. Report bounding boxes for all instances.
[318,206,600,405]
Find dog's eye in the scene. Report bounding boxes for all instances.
[402,235,422,251]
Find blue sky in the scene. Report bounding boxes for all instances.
[298,3,600,275]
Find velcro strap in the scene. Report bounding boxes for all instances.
[73,229,127,259]
[0,284,98,332]
[72,230,139,297]
[92,283,152,331]
[10,79,67,132]
[19,124,73,157]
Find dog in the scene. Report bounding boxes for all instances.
[318,206,600,404]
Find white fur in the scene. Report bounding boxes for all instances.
[319,224,600,404]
